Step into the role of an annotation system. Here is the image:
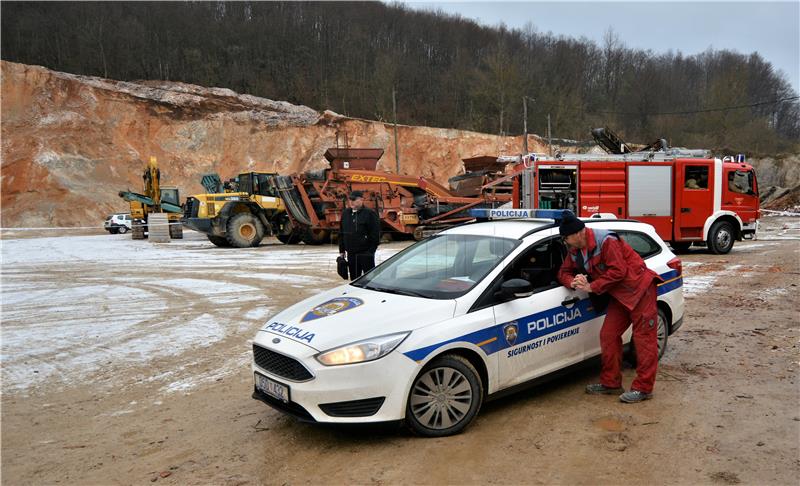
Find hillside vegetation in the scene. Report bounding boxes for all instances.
[2,1,798,154]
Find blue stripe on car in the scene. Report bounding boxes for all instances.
[403,270,681,362]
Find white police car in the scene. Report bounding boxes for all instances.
[251,209,684,436]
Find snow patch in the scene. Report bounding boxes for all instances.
[683,265,746,296]
[161,352,250,394]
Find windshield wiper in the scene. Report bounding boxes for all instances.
[364,284,429,298]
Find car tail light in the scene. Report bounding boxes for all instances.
[667,257,682,276]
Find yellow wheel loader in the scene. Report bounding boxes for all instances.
[183,172,289,248]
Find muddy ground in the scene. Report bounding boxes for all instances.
[2,217,798,485]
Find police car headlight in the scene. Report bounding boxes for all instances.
[315,332,409,366]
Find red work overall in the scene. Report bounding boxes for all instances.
[558,228,662,394]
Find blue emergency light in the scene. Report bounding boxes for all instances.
[469,208,569,221]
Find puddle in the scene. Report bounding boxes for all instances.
[593,416,626,432]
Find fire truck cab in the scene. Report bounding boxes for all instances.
[517,151,759,254]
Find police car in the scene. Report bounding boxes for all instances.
[251,209,684,436]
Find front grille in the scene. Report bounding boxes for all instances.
[253,344,313,381]
[319,397,386,417]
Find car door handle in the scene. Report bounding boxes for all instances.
[561,297,580,306]
[681,208,691,213]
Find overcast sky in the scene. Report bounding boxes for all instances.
[404,1,799,93]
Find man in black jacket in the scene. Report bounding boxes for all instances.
[339,190,381,279]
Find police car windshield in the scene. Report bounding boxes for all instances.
[355,234,520,299]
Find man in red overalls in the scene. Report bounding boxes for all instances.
[556,211,662,403]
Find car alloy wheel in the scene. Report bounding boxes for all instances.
[406,355,483,437]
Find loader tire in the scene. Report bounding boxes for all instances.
[226,213,264,248]
[169,222,183,239]
[208,235,231,247]
[132,220,146,240]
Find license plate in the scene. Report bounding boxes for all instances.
[255,373,289,403]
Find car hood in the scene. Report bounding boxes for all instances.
[259,284,457,352]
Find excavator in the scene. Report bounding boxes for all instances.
[118,156,183,239]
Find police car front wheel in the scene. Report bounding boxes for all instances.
[405,354,484,437]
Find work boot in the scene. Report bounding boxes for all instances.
[619,390,652,403]
[585,383,624,395]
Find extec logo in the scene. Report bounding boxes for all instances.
[351,174,387,183]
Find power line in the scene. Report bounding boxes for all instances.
[590,96,799,116]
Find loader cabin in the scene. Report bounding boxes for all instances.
[236,172,281,197]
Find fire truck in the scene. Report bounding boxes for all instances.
[513,148,760,254]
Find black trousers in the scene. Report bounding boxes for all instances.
[347,252,375,280]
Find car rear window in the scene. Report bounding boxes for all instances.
[616,230,661,259]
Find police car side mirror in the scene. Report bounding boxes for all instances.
[501,279,534,300]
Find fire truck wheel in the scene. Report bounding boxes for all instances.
[226,213,263,248]
[707,221,734,254]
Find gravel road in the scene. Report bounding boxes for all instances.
[2,217,798,485]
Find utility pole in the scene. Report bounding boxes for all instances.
[523,97,528,155]
[522,96,535,155]
[393,88,400,174]
[547,113,553,156]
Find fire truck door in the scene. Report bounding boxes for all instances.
[722,168,759,224]
[627,163,673,241]
[675,161,714,240]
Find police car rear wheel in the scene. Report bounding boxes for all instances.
[406,355,483,437]
[656,308,668,359]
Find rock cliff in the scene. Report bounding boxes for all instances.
[1,61,556,228]
[2,61,797,228]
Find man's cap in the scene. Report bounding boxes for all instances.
[559,210,585,236]
[348,190,364,200]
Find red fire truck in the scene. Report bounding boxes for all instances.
[514,149,760,254]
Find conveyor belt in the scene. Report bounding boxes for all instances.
[273,176,312,226]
